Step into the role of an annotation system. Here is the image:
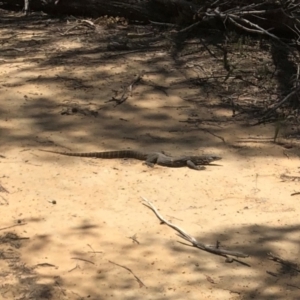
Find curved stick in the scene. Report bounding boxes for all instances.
[141,196,249,259]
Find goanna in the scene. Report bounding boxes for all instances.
[39,149,222,170]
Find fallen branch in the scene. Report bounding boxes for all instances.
[228,13,281,42]
[141,196,249,262]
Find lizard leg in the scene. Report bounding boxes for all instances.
[187,160,205,170]
[143,161,154,168]
[144,154,159,168]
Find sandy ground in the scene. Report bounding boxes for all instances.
[1,10,300,300]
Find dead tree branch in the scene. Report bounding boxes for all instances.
[141,196,249,262]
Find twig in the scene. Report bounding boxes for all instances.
[228,14,281,42]
[0,182,9,193]
[266,270,278,277]
[106,72,144,106]
[228,16,265,34]
[109,260,146,288]
[61,19,95,36]
[205,6,292,52]
[291,192,300,196]
[201,129,226,143]
[141,197,248,260]
[0,223,27,231]
[0,195,8,205]
[197,36,218,59]
[149,20,179,28]
[71,257,95,265]
[268,252,300,272]
[287,283,300,290]
[127,234,140,244]
[34,263,57,269]
[263,86,300,118]
[87,244,103,254]
[177,21,201,34]
[280,174,300,182]
[68,263,80,273]
[0,187,8,193]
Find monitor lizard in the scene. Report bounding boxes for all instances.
[38,149,222,170]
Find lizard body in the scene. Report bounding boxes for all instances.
[39,149,221,170]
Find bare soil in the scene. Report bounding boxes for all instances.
[1,9,300,300]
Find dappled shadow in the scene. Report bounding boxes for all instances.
[2,8,300,300]
[1,9,297,157]
[1,221,300,299]
[271,43,297,99]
